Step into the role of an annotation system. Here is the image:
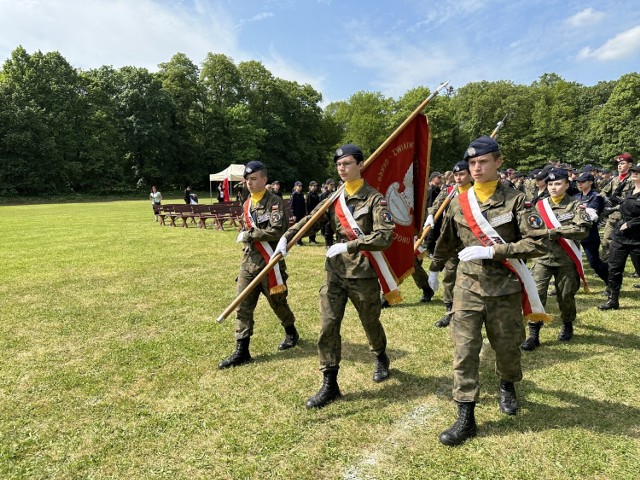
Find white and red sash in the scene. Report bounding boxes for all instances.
[243,198,286,295]
[334,191,402,304]
[459,188,551,323]
[537,198,590,292]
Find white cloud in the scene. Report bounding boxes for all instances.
[344,29,459,98]
[567,8,605,27]
[0,0,239,71]
[578,25,640,60]
[234,11,274,31]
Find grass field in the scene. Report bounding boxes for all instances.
[1,199,639,479]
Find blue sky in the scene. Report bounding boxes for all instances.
[1,0,639,104]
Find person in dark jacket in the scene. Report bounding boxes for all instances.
[599,162,640,310]
[574,172,608,287]
[306,181,321,244]
[290,181,307,245]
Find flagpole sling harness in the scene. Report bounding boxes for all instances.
[217,80,451,323]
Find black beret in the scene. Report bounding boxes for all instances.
[545,167,569,183]
[576,172,594,182]
[630,163,640,172]
[244,161,265,178]
[325,178,335,185]
[453,161,469,173]
[334,144,364,163]
[463,136,500,161]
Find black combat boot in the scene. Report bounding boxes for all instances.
[218,338,252,369]
[278,325,299,350]
[421,285,434,303]
[521,322,542,351]
[372,352,390,382]
[435,302,453,328]
[381,298,390,309]
[598,290,619,310]
[306,368,342,409]
[601,286,611,297]
[439,401,478,446]
[499,380,518,415]
[557,322,573,341]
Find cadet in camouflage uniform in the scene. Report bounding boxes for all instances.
[427,136,548,446]
[218,161,298,369]
[521,168,592,351]
[273,144,395,409]
[424,160,473,328]
[600,154,635,263]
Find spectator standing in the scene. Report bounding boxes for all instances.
[149,186,162,222]
[290,181,307,246]
[319,178,336,247]
[184,186,192,204]
[306,181,321,244]
[271,180,283,198]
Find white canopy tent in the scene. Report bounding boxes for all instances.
[209,164,245,203]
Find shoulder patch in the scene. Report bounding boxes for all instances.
[581,213,591,222]
[524,201,532,208]
[380,199,388,206]
[527,213,544,229]
[271,205,279,211]
[382,211,393,223]
[272,212,282,223]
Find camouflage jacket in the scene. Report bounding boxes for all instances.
[285,182,395,278]
[532,196,591,267]
[430,181,548,297]
[601,174,634,218]
[239,190,289,275]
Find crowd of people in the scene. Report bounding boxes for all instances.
[176,140,638,448]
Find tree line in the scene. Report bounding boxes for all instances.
[0,46,638,196]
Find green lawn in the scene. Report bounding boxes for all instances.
[0,200,638,479]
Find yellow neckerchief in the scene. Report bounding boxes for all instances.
[551,194,565,205]
[474,179,499,203]
[458,183,472,193]
[345,179,364,196]
[251,189,266,206]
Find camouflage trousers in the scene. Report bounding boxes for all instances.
[600,213,620,262]
[235,268,295,340]
[442,257,459,305]
[531,262,580,323]
[412,256,428,289]
[450,289,525,402]
[318,273,386,371]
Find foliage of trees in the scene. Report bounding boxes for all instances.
[0,45,638,196]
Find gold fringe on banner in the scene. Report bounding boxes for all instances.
[384,289,403,305]
[526,312,553,324]
[269,285,287,295]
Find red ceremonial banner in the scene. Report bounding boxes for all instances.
[362,113,431,287]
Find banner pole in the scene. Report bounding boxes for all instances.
[216,81,450,323]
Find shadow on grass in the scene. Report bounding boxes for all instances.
[305,370,451,421]
[517,323,640,373]
[480,382,640,439]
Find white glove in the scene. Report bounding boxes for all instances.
[458,245,495,261]
[271,237,289,259]
[423,214,435,229]
[585,207,599,222]
[428,271,440,291]
[326,243,348,258]
[236,231,250,243]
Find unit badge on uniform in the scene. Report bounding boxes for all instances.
[272,212,282,222]
[382,211,393,223]
[581,213,591,222]
[527,213,544,228]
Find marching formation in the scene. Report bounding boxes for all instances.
[216,120,639,447]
